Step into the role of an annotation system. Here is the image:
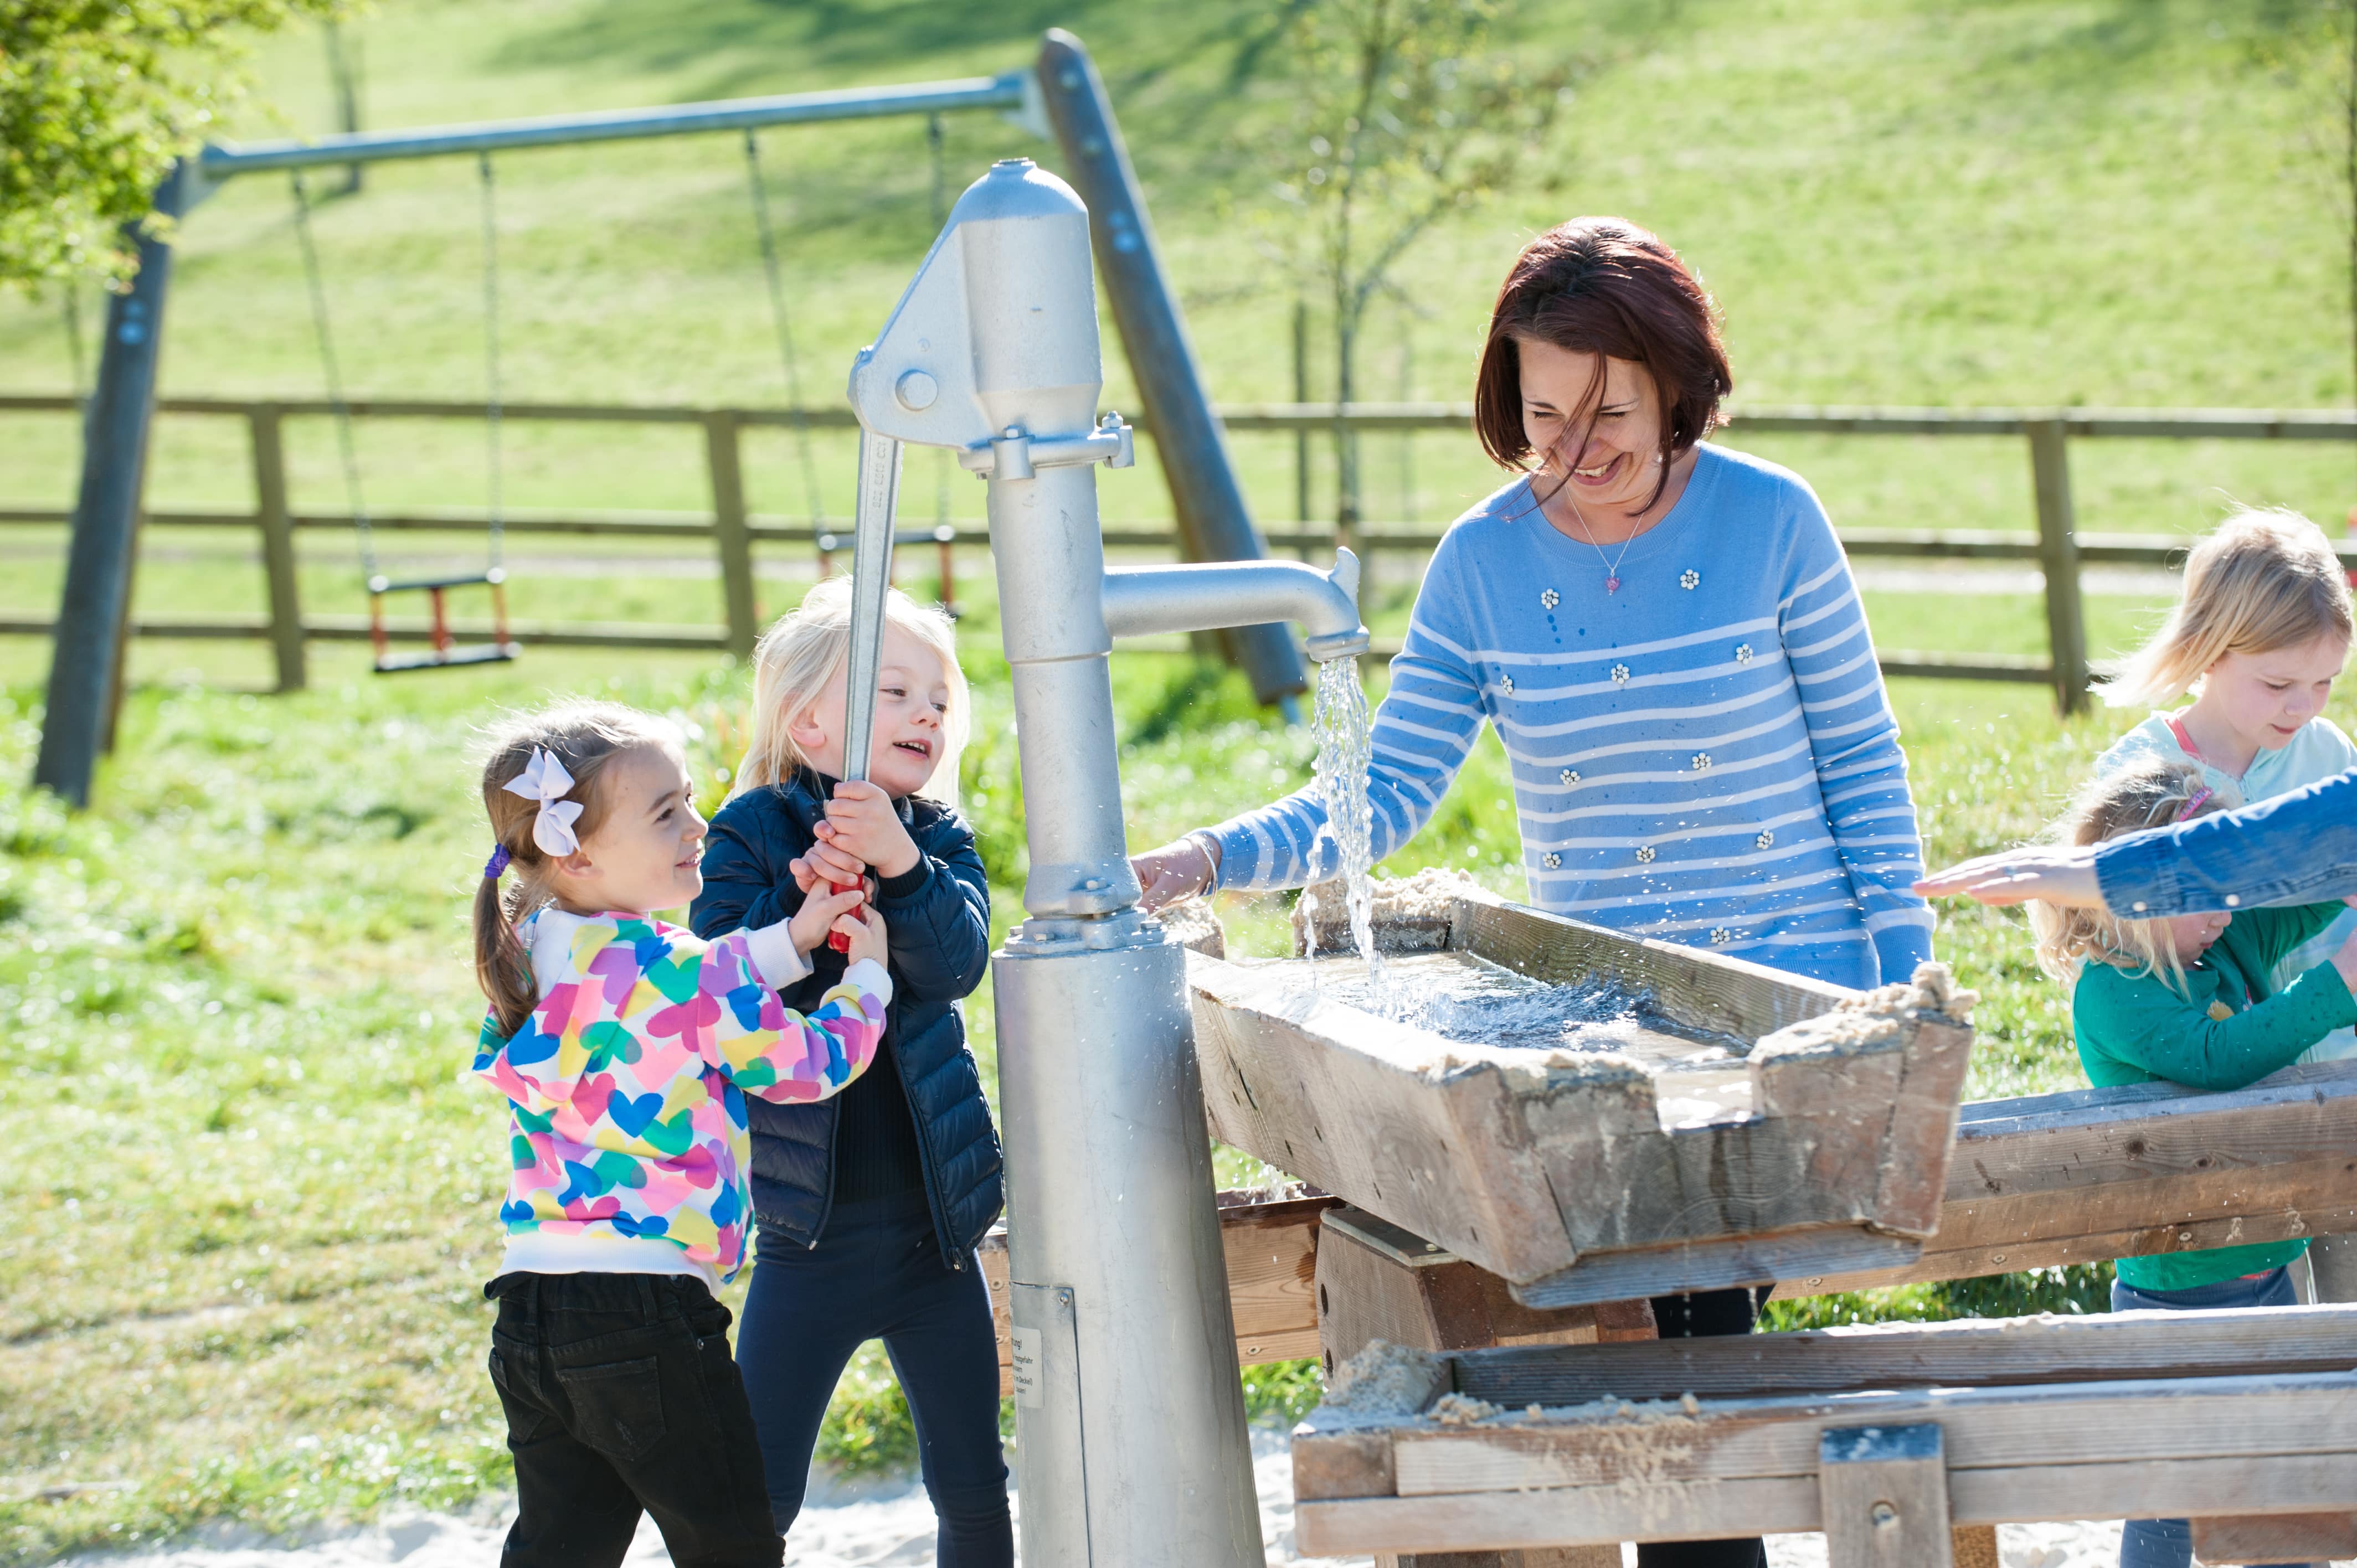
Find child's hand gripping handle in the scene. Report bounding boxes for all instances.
[826,875,863,952]
[830,427,903,951]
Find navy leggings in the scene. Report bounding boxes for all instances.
[736,1192,1012,1567]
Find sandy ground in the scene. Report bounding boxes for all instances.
[65,1427,2322,1568]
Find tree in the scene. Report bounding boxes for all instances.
[1,0,346,292]
[1257,0,1576,540]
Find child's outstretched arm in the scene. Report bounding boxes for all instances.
[696,898,893,1103]
[2082,930,2357,1094]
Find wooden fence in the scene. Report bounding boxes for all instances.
[3,394,2353,710]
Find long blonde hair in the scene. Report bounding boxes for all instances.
[2028,757,2238,994]
[473,703,681,1038]
[732,577,970,803]
[2102,507,2354,708]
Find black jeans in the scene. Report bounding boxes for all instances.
[737,1191,1012,1567]
[486,1271,781,1568]
[1636,1287,1768,1568]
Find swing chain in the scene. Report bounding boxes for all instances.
[743,130,827,531]
[479,151,505,573]
[290,168,379,585]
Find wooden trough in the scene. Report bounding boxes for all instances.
[1183,878,1978,1306]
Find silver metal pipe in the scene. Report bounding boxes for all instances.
[1103,550,1367,661]
[848,156,1357,1566]
[197,73,1027,177]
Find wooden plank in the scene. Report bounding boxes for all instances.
[1510,1227,1926,1310]
[1387,1373,2357,1496]
[1772,1061,2357,1298]
[1819,1423,1952,1568]
[2191,1510,2357,1562]
[1295,1453,2357,1555]
[1449,1304,2357,1407]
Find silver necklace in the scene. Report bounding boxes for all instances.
[1557,484,1639,594]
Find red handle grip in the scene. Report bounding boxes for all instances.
[826,878,862,952]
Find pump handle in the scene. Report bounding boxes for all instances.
[830,426,904,950]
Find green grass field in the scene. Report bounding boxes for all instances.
[4,0,2357,1558]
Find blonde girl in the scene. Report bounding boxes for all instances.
[2097,506,2356,1063]
[2029,756,2357,1568]
[689,581,1010,1563]
[469,701,891,1567]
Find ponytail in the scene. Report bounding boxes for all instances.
[472,702,680,1039]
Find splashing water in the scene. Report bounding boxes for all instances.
[1311,656,1381,987]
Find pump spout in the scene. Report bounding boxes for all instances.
[1100,548,1368,661]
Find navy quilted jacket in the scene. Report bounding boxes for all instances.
[689,768,1003,1265]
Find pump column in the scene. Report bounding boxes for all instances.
[948,159,1261,1566]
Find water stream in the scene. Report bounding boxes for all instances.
[1309,654,1382,991]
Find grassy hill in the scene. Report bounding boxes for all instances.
[3,2,2355,1557]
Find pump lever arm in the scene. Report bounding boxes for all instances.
[828,426,903,950]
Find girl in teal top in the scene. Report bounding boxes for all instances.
[2032,758,2356,1568]
[2034,757,2357,1293]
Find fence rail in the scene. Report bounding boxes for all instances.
[4,394,2353,706]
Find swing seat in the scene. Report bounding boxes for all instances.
[367,568,521,673]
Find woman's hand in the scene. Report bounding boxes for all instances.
[787,884,871,957]
[1131,836,1218,912]
[1914,848,2104,909]
[836,900,889,970]
[819,781,920,880]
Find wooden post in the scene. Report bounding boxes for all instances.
[249,405,306,692]
[2027,416,2089,715]
[1294,298,1313,557]
[703,410,759,659]
[1819,1423,1954,1568]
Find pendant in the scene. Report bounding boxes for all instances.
[1604,576,1621,594]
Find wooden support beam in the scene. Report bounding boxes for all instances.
[1819,1423,1953,1568]
[2191,1509,2357,1564]
[977,1188,1335,1395]
[1314,1208,1653,1379]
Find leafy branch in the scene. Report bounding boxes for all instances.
[1,0,348,291]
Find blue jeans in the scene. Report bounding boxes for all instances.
[2112,1267,2315,1568]
[736,1192,1011,1567]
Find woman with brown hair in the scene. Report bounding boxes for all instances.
[1134,218,1936,1568]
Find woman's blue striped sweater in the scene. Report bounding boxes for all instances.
[1207,443,1937,990]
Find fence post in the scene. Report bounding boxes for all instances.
[1293,299,1311,557]
[704,410,759,659]
[249,404,306,692]
[2027,416,2089,715]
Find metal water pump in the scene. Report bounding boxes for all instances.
[839,159,1367,1565]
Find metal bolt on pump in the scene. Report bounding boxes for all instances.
[840,158,1367,1566]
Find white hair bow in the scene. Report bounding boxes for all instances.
[502,747,585,857]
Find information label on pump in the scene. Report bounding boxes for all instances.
[1009,1325,1045,1408]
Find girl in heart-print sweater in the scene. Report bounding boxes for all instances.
[471,704,892,1290]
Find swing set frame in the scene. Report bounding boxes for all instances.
[35,33,1309,808]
